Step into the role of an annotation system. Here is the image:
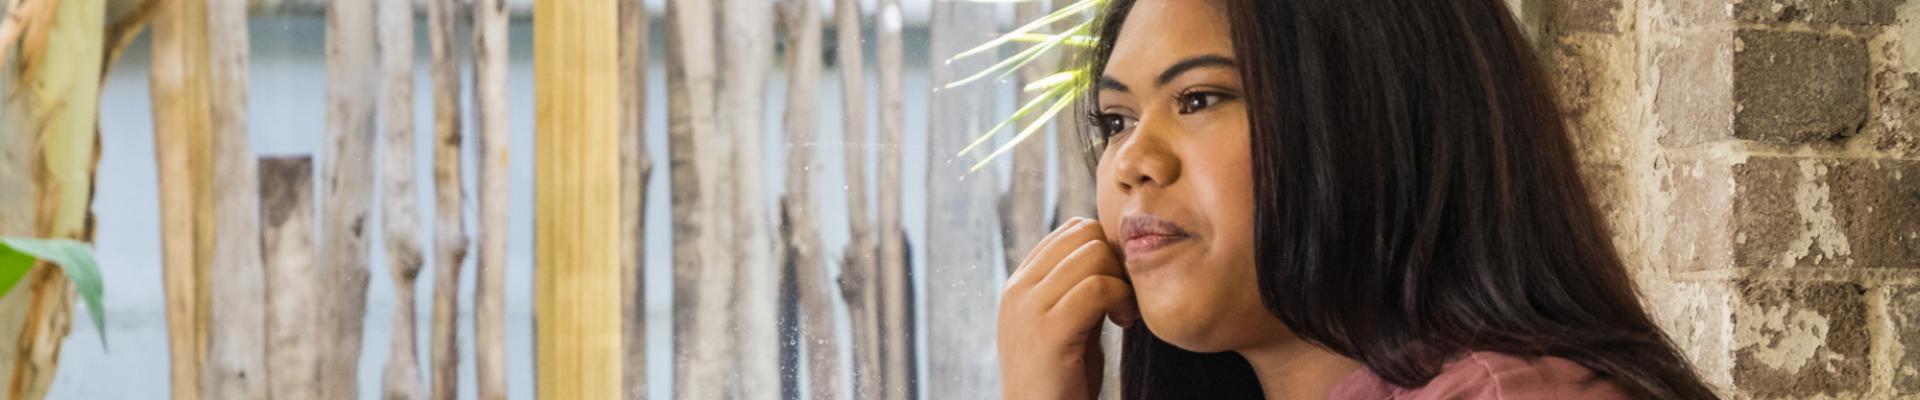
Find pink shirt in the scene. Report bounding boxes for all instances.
[1325,352,1628,399]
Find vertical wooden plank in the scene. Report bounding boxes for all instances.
[1001,1,1049,275]
[617,0,651,398]
[664,0,734,397]
[375,0,426,397]
[470,0,511,397]
[872,1,915,398]
[260,156,320,399]
[425,0,470,397]
[205,0,267,395]
[322,0,379,394]
[778,0,842,398]
[148,0,215,394]
[717,0,779,397]
[834,0,884,398]
[534,0,624,397]
[926,0,1004,397]
[6,0,105,397]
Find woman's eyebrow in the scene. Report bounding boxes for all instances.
[1098,76,1131,93]
[1156,54,1237,87]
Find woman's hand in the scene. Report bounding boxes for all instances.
[999,217,1140,400]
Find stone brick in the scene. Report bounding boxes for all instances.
[1550,0,1625,33]
[1893,286,1920,393]
[1664,155,1920,272]
[1652,0,1735,28]
[1653,29,1737,146]
[1735,0,1903,25]
[1732,281,1870,397]
[1734,29,1872,143]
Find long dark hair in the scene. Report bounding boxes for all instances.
[1077,0,1720,398]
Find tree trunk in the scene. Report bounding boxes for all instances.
[0,0,104,397]
[617,0,651,398]
[664,0,735,397]
[205,0,267,395]
[149,0,215,395]
[716,0,779,397]
[872,1,914,398]
[779,0,842,398]
[322,0,379,394]
[1000,1,1050,275]
[261,156,320,399]
[927,0,1005,396]
[470,0,510,397]
[376,0,426,397]
[425,0,470,397]
[533,0,624,397]
[833,0,883,398]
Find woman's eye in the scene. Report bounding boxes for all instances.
[1088,112,1134,138]
[1176,92,1225,114]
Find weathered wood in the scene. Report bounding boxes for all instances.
[716,0,778,397]
[664,0,734,397]
[833,0,883,398]
[205,0,267,395]
[148,0,215,394]
[779,0,842,398]
[260,156,320,399]
[471,0,510,397]
[3,0,103,397]
[533,0,624,397]
[617,0,650,398]
[322,0,380,394]
[424,0,470,397]
[873,0,914,398]
[1002,1,1049,274]
[376,0,426,397]
[927,0,1005,396]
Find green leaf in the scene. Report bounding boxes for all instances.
[0,237,107,351]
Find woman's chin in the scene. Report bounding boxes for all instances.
[1136,297,1238,353]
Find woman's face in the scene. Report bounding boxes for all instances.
[1094,0,1288,353]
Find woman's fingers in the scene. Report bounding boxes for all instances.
[1007,218,1105,294]
[1030,239,1125,308]
[1047,275,1140,338]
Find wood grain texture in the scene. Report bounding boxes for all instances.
[205,0,268,394]
[874,1,914,398]
[321,0,379,394]
[533,0,624,397]
[148,0,214,395]
[424,0,470,397]
[717,0,779,397]
[664,0,735,397]
[376,0,425,397]
[470,0,510,397]
[260,156,319,399]
[617,0,652,397]
[779,0,842,398]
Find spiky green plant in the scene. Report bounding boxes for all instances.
[946,0,1104,172]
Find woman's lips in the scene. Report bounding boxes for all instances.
[1120,214,1192,261]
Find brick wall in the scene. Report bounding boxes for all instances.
[1532,0,1920,397]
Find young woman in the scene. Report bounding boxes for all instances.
[995,0,1721,398]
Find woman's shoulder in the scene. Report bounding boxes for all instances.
[1328,351,1629,400]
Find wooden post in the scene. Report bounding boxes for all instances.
[834,0,884,398]
[927,0,1005,396]
[261,156,320,399]
[148,0,215,394]
[1002,1,1049,274]
[425,0,471,397]
[1,0,105,397]
[779,0,842,398]
[533,0,624,397]
[664,0,735,397]
[617,0,652,398]
[471,0,511,397]
[322,0,379,395]
[205,0,268,395]
[376,0,426,397]
[873,0,915,398]
[717,0,780,397]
